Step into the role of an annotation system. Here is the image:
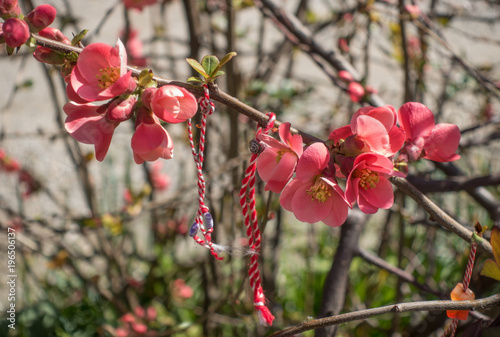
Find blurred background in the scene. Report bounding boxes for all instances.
[1,0,500,336]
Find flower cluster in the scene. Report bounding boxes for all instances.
[62,39,198,162]
[256,102,461,227]
[0,0,56,49]
[116,306,157,337]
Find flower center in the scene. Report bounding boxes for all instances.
[354,169,380,190]
[306,179,331,203]
[96,67,120,89]
[276,149,292,163]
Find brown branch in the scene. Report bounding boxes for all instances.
[389,176,493,256]
[270,294,500,337]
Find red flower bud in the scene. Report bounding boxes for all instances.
[25,4,57,33]
[33,46,65,64]
[38,27,70,45]
[2,18,29,48]
[0,0,18,19]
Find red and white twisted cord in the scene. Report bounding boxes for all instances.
[188,84,222,260]
[239,113,276,326]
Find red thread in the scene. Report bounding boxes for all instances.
[187,84,222,260]
[239,113,276,326]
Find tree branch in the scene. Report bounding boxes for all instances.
[270,294,500,337]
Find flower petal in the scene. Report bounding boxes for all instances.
[295,143,329,181]
[424,123,461,162]
[398,102,434,140]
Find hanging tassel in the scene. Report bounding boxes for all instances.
[187,84,223,260]
[239,113,276,326]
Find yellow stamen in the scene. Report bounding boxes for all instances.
[354,168,380,190]
[306,179,332,203]
[96,67,120,89]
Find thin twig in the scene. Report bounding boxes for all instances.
[270,294,500,337]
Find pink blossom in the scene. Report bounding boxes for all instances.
[2,18,29,48]
[347,82,364,103]
[329,105,405,159]
[131,106,174,164]
[150,160,170,190]
[338,70,354,83]
[120,313,136,324]
[172,279,194,299]
[25,4,57,33]
[345,152,405,214]
[404,5,421,19]
[123,0,158,11]
[69,39,136,102]
[122,29,147,67]
[143,85,198,124]
[256,122,303,193]
[398,102,460,162]
[146,306,157,321]
[132,323,148,334]
[279,143,349,227]
[134,306,145,318]
[0,0,18,19]
[63,102,118,161]
[115,327,129,337]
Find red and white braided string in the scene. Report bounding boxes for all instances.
[239,113,276,326]
[187,84,222,260]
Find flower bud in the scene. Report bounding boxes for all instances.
[33,46,65,64]
[0,0,18,19]
[141,87,156,110]
[38,27,70,44]
[338,70,354,83]
[2,18,29,48]
[107,96,137,122]
[347,82,365,103]
[25,4,57,33]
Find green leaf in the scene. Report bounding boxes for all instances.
[71,29,88,46]
[480,259,500,281]
[211,70,225,79]
[210,52,237,78]
[218,52,237,68]
[186,58,209,78]
[187,76,204,83]
[138,69,154,87]
[201,55,220,77]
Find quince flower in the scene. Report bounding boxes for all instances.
[69,39,136,102]
[63,102,118,161]
[256,122,303,193]
[131,106,174,164]
[142,85,198,124]
[398,102,460,162]
[280,143,349,227]
[345,152,405,214]
[329,105,405,159]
